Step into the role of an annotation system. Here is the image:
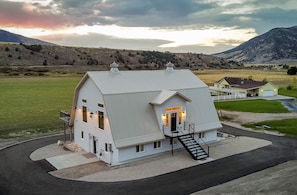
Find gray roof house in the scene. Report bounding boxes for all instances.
[69,62,222,165]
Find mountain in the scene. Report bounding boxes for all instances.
[0,43,241,70]
[214,26,297,64]
[0,29,56,45]
[0,29,241,70]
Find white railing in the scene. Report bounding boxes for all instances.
[209,87,246,101]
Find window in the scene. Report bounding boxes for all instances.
[98,111,104,129]
[165,114,169,127]
[82,106,87,122]
[166,106,182,112]
[199,132,205,139]
[178,112,182,125]
[98,103,104,108]
[170,138,177,145]
[136,144,144,152]
[105,143,112,152]
[154,141,161,148]
[82,99,87,103]
[81,131,84,139]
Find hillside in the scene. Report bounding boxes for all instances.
[214,26,297,64]
[0,29,55,45]
[0,43,242,71]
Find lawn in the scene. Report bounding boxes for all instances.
[243,119,297,137]
[214,99,289,113]
[279,87,297,98]
[0,76,81,138]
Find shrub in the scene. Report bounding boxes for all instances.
[22,44,42,52]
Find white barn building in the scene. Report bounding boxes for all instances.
[69,62,222,165]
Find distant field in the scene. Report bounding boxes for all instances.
[194,69,295,87]
[0,68,296,140]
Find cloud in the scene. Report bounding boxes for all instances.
[0,1,74,29]
[1,0,296,54]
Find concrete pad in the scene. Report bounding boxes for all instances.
[46,152,98,170]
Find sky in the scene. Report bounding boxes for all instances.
[0,0,296,54]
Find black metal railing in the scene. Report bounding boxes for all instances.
[197,136,209,157]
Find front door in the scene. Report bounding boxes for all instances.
[171,113,177,131]
[93,136,97,154]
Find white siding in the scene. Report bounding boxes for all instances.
[73,79,117,165]
[118,137,183,163]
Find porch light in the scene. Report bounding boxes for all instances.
[182,111,186,116]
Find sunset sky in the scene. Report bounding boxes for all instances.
[1,0,296,54]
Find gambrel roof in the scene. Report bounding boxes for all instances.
[71,69,222,148]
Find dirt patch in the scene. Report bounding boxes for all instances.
[219,110,297,124]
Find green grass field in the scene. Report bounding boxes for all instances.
[214,99,290,113]
[0,76,81,138]
[243,119,297,137]
[279,87,297,98]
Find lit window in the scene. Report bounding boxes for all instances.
[81,131,84,139]
[154,141,161,148]
[165,114,169,127]
[136,144,144,152]
[199,132,205,138]
[178,112,182,125]
[82,106,87,122]
[98,111,104,130]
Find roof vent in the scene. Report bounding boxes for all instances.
[110,61,119,73]
[166,62,174,72]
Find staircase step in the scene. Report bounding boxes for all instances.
[178,134,208,161]
[196,154,208,160]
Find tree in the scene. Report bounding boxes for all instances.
[287,67,297,75]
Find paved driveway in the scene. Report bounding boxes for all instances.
[279,99,297,112]
[0,125,297,195]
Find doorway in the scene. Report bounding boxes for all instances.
[93,136,97,154]
[171,113,177,131]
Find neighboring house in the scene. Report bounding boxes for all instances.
[69,62,222,166]
[213,77,278,97]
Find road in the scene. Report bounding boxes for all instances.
[0,125,297,195]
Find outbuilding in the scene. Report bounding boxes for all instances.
[214,77,278,97]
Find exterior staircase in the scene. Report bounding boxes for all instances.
[178,134,209,160]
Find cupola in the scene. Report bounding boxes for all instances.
[166,62,174,72]
[110,61,119,73]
